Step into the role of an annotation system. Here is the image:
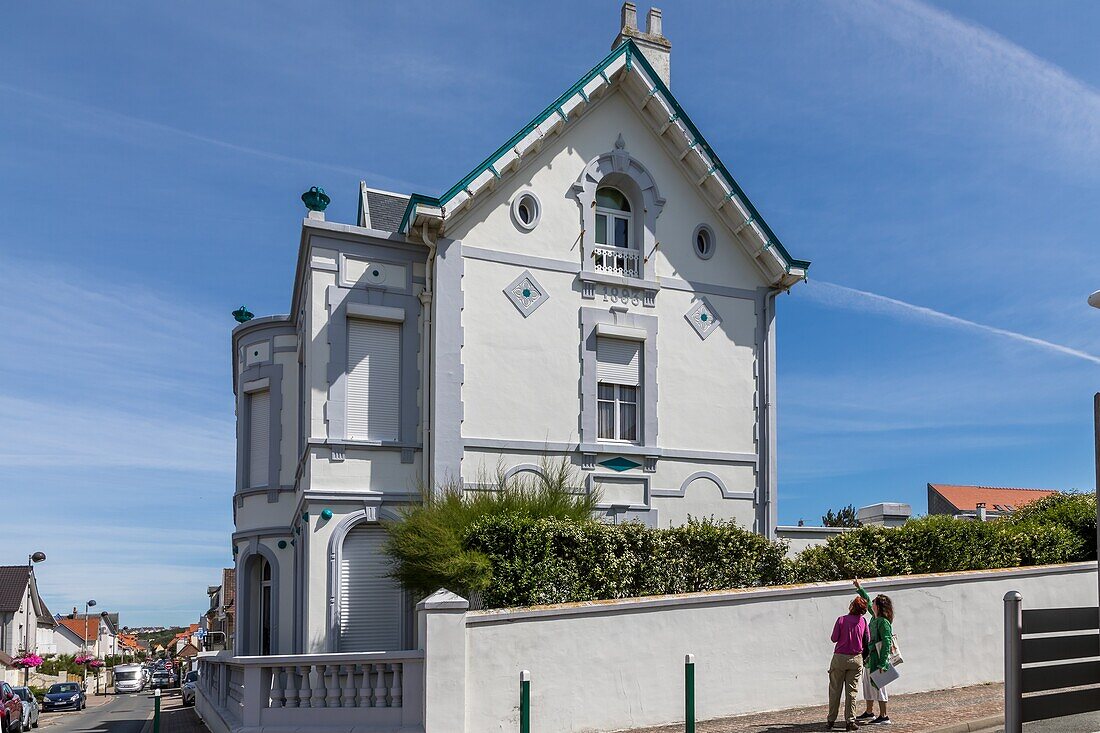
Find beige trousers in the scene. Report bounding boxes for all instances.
[827,653,863,723]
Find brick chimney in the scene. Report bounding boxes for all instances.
[613,3,671,87]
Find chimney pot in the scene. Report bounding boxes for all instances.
[613,3,671,87]
[621,2,637,31]
[646,7,662,36]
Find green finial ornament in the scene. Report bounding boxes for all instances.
[277,540,287,549]
[232,306,254,323]
[320,508,333,521]
[302,186,331,212]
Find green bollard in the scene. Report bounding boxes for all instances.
[519,670,531,733]
[685,654,695,733]
[153,688,161,733]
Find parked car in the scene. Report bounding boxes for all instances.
[40,683,85,713]
[10,689,38,730]
[1,683,24,733]
[180,672,198,706]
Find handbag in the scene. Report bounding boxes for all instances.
[870,665,900,690]
[890,633,904,666]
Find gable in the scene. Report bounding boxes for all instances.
[448,88,770,291]
[400,40,808,289]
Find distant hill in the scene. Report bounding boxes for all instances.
[133,626,188,650]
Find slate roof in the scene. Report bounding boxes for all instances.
[928,484,1059,513]
[363,189,409,232]
[0,566,29,613]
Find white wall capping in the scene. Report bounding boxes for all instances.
[416,589,470,612]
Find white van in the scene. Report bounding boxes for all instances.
[113,664,145,694]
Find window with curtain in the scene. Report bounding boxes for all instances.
[596,337,641,442]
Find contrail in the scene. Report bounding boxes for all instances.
[0,81,421,190]
[807,281,1100,367]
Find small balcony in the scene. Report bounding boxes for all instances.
[593,244,642,279]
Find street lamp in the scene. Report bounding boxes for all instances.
[83,600,96,691]
[1089,293,1100,593]
[23,552,45,685]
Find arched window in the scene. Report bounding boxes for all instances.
[258,558,272,655]
[594,186,641,278]
[595,187,632,249]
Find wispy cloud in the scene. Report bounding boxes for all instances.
[0,255,233,472]
[805,280,1100,366]
[0,81,424,193]
[842,0,1100,166]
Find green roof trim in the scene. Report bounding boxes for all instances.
[398,39,810,273]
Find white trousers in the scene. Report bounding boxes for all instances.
[862,668,889,702]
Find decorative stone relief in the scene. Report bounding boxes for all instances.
[685,297,721,340]
[600,456,642,472]
[503,270,549,317]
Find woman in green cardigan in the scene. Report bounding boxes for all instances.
[853,579,894,725]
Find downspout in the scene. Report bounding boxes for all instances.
[419,224,437,495]
[760,288,781,540]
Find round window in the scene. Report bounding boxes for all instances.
[511,192,541,231]
[693,224,715,260]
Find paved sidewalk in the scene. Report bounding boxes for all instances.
[630,683,1002,733]
[147,691,207,733]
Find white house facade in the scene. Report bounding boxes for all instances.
[229,4,809,658]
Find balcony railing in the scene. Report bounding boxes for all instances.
[195,650,424,733]
[593,244,642,279]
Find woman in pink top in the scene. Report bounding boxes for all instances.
[826,595,870,731]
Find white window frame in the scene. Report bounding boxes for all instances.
[597,382,639,443]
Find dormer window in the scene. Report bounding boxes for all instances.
[594,186,641,278]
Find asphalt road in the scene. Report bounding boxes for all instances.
[37,691,154,733]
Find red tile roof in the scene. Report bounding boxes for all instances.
[929,484,1058,512]
[57,616,100,642]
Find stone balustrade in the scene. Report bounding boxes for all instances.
[195,650,424,733]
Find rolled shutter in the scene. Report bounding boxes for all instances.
[596,337,641,386]
[338,524,404,651]
[248,390,270,488]
[347,319,401,441]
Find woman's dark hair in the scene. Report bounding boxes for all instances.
[849,596,868,615]
[874,594,894,622]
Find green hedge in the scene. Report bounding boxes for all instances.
[1003,492,1096,562]
[386,487,1094,609]
[788,515,1081,583]
[465,516,787,608]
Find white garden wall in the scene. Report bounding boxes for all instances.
[419,562,1097,733]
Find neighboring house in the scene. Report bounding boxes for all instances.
[51,619,87,656]
[204,569,235,651]
[230,4,810,656]
[927,484,1059,519]
[170,624,201,657]
[0,565,56,662]
[55,612,119,658]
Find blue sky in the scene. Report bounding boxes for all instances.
[1,1,1098,626]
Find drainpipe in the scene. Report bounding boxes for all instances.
[760,288,781,539]
[419,224,437,494]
